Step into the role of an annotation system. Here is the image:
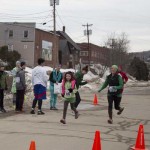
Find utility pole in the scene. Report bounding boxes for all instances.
[50,0,59,66]
[110,38,116,66]
[82,23,93,66]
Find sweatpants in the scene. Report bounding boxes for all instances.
[50,85,58,108]
[74,91,81,108]
[0,89,4,109]
[16,90,25,111]
[63,101,78,119]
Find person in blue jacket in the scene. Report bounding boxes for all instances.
[49,64,63,110]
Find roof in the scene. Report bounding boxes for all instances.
[57,31,81,50]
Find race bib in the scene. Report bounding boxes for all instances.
[109,86,117,92]
[65,90,71,96]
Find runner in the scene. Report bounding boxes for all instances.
[74,65,89,109]
[60,71,79,124]
[98,65,124,124]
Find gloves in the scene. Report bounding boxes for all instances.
[68,88,73,93]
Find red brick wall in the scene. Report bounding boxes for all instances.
[34,29,59,67]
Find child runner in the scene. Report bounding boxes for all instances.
[60,71,79,124]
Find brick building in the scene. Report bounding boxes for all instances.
[77,43,110,66]
[0,22,59,67]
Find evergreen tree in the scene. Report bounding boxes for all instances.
[0,46,21,70]
[128,57,149,81]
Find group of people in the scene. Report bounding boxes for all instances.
[0,61,27,113]
[30,58,89,124]
[0,57,128,124]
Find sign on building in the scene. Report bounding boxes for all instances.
[42,40,53,61]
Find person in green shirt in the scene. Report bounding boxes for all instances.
[0,63,8,113]
[74,65,89,108]
[98,65,124,124]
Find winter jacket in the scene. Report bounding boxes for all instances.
[118,71,128,83]
[16,69,26,90]
[74,71,87,89]
[0,71,8,90]
[49,70,63,86]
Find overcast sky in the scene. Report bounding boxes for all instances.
[1,0,150,52]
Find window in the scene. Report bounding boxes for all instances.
[24,45,28,49]
[8,44,13,51]
[24,30,28,38]
[9,30,13,38]
[80,51,88,56]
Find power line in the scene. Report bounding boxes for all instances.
[55,9,74,37]
[0,10,52,16]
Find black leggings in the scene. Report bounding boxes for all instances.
[32,99,43,110]
[63,101,78,119]
[74,91,81,108]
[107,95,122,119]
[108,95,121,110]
[0,89,4,109]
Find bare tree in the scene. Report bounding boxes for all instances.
[105,32,130,68]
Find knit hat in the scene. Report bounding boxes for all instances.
[111,65,118,71]
[16,61,20,65]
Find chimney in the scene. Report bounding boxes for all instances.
[63,26,65,32]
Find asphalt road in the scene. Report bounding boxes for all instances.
[0,86,150,150]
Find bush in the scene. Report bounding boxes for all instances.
[128,57,149,81]
[0,46,21,70]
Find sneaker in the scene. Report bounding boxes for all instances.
[53,107,58,110]
[117,107,124,115]
[37,110,45,115]
[30,110,35,114]
[50,107,53,110]
[108,119,113,124]
[1,108,6,113]
[75,111,79,119]
[60,119,66,124]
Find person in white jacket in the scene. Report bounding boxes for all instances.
[30,58,48,115]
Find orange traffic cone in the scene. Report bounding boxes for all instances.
[93,94,98,105]
[131,124,148,150]
[92,131,101,150]
[29,141,36,150]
